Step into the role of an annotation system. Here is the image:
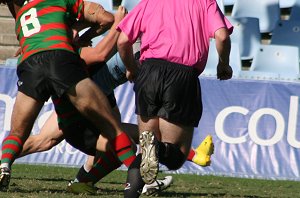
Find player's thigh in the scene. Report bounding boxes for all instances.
[137,115,161,139]
[67,78,107,108]
[11,91,44,140]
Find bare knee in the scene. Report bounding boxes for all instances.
[158,142,186,170]
[67,79,100,113]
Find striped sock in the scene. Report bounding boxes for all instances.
[110,132,136,167]
[1,135,23,168]
[77,151,121,183]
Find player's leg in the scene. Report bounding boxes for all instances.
[64,98,133,188]
[49,51,135,168]
[121,118,174,197]
[0,92,44,190]
[64,121,123,194]
[0,53,55,190]
[67,103,139,195]
[66,124,123,195]
[67,151,121,195]
[92,103,213,169]
[122,59,160,197]
[69,149,173,196]
[74,137,122,184]
[127,121,213,168]
[19,111,64,157]
[67,155,99,194]
[67,105,171,196]
[72,155,95,183]
[136,115,193,187]
[124,150,172,197]
[67,54,138,195]
[111,106,139,144]
[68,105,134,187]
[67,79,136,167]
[158,118,194,169]
[135,59,204,185]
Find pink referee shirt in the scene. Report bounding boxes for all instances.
[117,0,233,75]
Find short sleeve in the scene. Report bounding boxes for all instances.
[117,0,148,43]
[207,0,233,38]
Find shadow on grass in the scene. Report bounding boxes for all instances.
[158,191,267,198]
[12,177,126,185]
[8,178,268,198]
[6,186,124,196]
[6,187,68,194]
[3,187,268,198]
[12,176,70,182]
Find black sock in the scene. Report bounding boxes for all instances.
[74,165,88,182]
[158,141,186,170]
[124,154,145,198]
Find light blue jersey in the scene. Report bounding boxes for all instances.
[91,53,127,95]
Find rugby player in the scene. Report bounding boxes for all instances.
[0,0,136,192]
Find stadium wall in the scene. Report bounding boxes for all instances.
[1,65,300,181]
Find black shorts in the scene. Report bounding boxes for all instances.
[63,120,99,156]
[106,92,117,108]
[60,92,117,156]
[134,58,202,127]
[17,50,88,101]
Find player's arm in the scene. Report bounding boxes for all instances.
[73,1,114,43]
[117,33,139,82]
[214,27,232,80]
[19,112,64,158]
[79,6,127,65]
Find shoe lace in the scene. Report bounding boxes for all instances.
[153,180,165,190]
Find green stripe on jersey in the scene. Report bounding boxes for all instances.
[15,0,83,63]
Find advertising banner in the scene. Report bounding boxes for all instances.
[1,66,300,180]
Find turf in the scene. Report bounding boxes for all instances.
[0,164,299,197]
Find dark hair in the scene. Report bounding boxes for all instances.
[0,0,7,5]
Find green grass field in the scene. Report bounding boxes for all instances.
[1,164,300,198]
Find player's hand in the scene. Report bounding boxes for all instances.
[126,70,135,83]
[217,62,232,80]
[114,6,127,24]
[126,65,140,83]
[14,47,22,57]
